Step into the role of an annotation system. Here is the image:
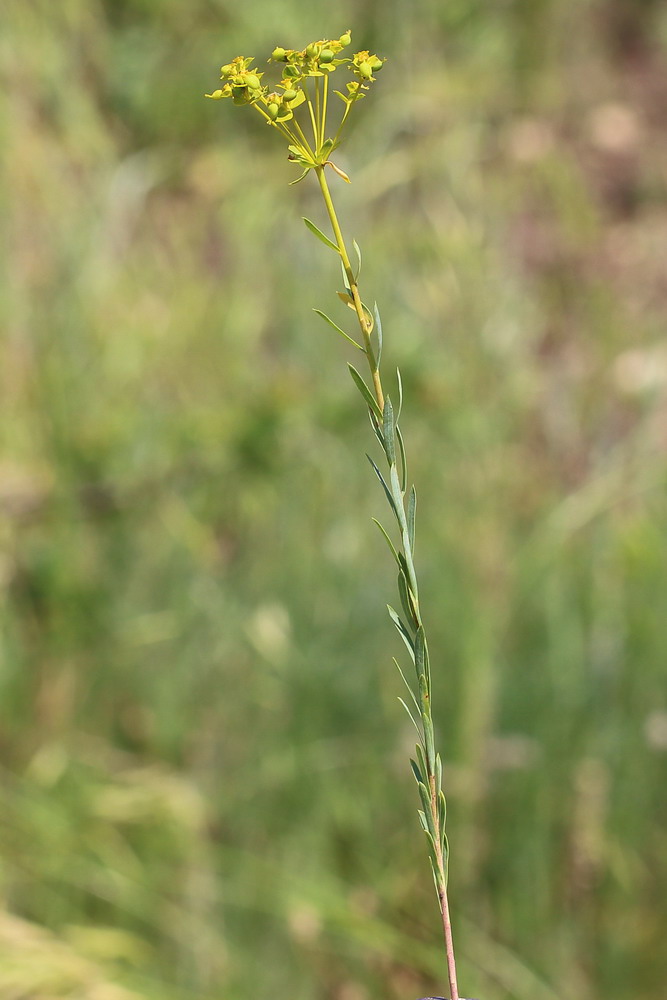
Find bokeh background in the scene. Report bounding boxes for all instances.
[2,1,667,998]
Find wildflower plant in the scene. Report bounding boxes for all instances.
[208,32,462,1000]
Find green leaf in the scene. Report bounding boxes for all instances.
[340,259,351,294]
[438,789,447,841]
[289,168,311,186]
[372,518,400,567]
[417,781,436,839]
[395,657,419,710]
[383,396,396,465]
[387,604,415,661]
[396,367,404,422]
[398,696,422,737]
[435,752,442,793]
[398,570,418,629]
[367,455,399,520]
[407,486,416,552]
[352,239,362,280]
[303,217,340,253]
[368,408,385,452]
[415,743,428,784]
[396,425,407,492]
[410,757,423,784]
[313,309,363,351]
[415,627,427,679]
[349,365,382,419]
[373,302,383,368]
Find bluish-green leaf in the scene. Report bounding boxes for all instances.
[438,788,447,840]
[374,302,383,368]
[396,424,407,491]
[387,604,415,660]
[415,626,426,676]
[410,757,423,784]
[372,518,400,567]
[383,395,396,465]
[398,569,418,629]
[417,781,436,839]
[313,309,364,351]
[407,485,416,552]
[303,217,340,252]
[349,365,382,419]
[367,455,399,519]
[398,697,421,736]
[394,657,419,710]
[415,742,428,784]
[396,367,404,421]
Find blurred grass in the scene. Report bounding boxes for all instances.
[2,0,667,998]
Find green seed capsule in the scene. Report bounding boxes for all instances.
[339,32,351,46]
[220,63,233,76]
[319,49,334,63]
[370,57,384,71]
[267,103,279,119]
[271,47,286,61]
[282,88,297,101]
[247,74,261,89]
[306,43,320,58]
[358,61,373,79]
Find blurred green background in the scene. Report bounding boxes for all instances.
[2,1,667,998]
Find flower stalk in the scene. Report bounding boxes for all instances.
[207,32,460,1000]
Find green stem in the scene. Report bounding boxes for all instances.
[314,165,384,412]
[321,73,329,148]
[314,162,460,1000]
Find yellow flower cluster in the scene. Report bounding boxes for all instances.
[206,31,385,183]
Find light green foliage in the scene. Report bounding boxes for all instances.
[2,2,667,1000]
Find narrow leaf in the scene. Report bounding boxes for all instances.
[396,367,404,421]
[438,789,447,840]
[418,781,436,839]
[410,757,423,784]
[383,396,396,465]
[340,259,351,294]
[415,743,428,784]
[415,626,426,677]
[398,697,422,737]
[387,604,415,661]
[349,365,382,419]
[373,302,383,368]
[398,570,418,629]
[396,425,407,492]
[313,309,364,351]
[407,486,416,552]
[372,518,401,567]
[303,217,340,253]
[337,290,355,308]
[369,409,385,451]
[352,239,362,281]
[367,455,399,519]
[435,752,442,793]
[289,168,311,186]
[394,657,419,710]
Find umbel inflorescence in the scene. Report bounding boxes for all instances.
[206,31,384,184]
